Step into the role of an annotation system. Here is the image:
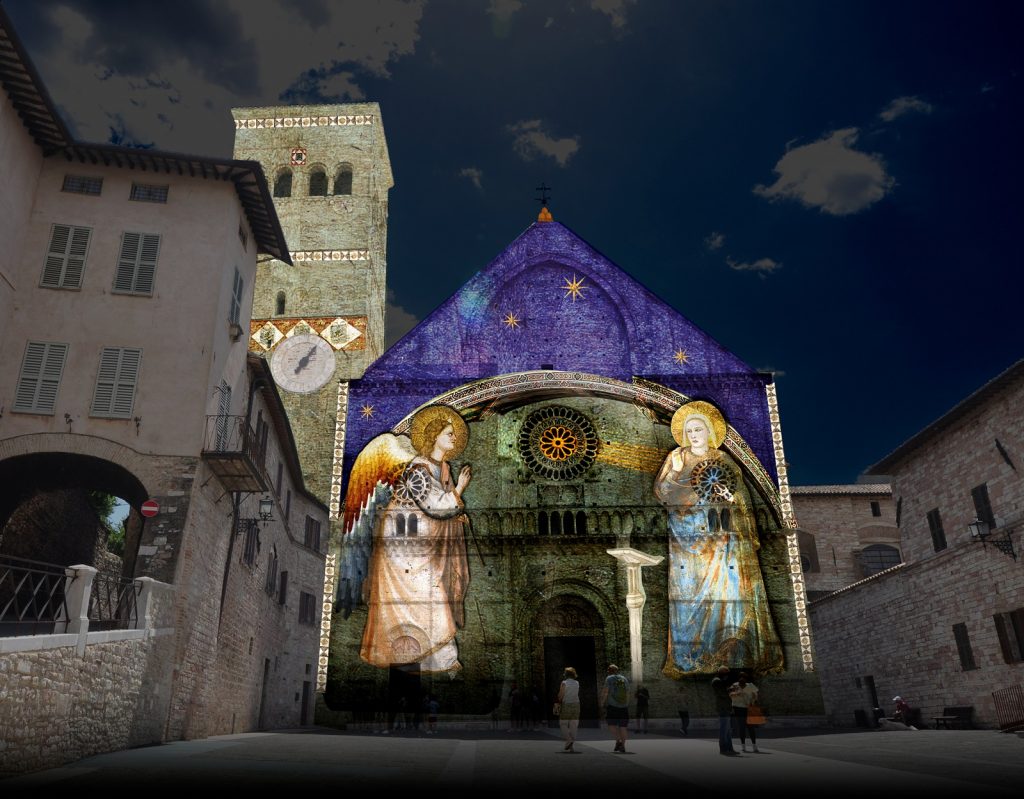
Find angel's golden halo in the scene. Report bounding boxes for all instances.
[670,400,727,449]
[410,405,469,459]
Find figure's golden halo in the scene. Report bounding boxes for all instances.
[410,405,469,458]
[670,400,727,449]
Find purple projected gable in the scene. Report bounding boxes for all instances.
[343,219,781,492]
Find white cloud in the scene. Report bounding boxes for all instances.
[385,290,420,346]
[459,167,484,191]
[726,257,782,275]
[878,95,933,122]
[753,128,895,216]
[705,231,725,251]
[24,1,425,155]
[508,120,581,167]
[488,0,524,25]
[590,0,637,29]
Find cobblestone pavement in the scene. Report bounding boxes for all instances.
[3,725,1022,793]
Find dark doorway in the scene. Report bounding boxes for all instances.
[388,663,421,730]
[301,680,311,725]
[544,635,598,726]
[258,658,271,729]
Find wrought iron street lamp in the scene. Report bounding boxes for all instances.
[968,517,1016,560]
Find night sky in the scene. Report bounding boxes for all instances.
[5,0,1021,486]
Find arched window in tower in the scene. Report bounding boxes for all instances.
[407,515,418,536]
[275,291,286,315]
[537,511,549,535]
[562,511,575,535]
[575,511,588,536]
[309,169,328,196]
[550,512,562,535]
[334,166,353,195]
[394,514,406,537]
[273,169,292,198]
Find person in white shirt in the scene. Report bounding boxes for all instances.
[557,667,581,753]
[729,671,760,752]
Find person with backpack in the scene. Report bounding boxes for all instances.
[600,663,630,753]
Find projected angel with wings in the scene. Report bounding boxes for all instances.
[338,405,472,673]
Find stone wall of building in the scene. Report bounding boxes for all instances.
[0,581,177,777]
[810,364,1024,729]
[790,486,898,599]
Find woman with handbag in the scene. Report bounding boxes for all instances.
[729,671,761,753]
[557,667,581,753]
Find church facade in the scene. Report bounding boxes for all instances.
[319,214,824,724]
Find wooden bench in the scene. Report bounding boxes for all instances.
[933,706,974,729]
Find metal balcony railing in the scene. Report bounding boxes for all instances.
[201,414,268,492]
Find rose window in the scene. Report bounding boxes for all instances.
[690,455,740,503]
[519,406,598,479]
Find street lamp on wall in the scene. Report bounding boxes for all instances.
[241,496,275,531]
[968,517,1016,560]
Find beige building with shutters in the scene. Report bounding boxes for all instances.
[0,9,329,776]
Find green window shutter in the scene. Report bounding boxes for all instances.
[91,347,142,417]
[13,341,68,414]
[114,232,160,294]
[230,268,244,324]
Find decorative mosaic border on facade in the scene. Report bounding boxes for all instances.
[235,114,374,130]
[317,553,337,693]
[765,382,814,672]
[387,370,784,523]
[249,316,366,353]
[289,249,370,262]
[329,381,350,520]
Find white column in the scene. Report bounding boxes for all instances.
[606,548,664,685]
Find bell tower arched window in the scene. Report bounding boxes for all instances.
[334,166,353,195]
[275,292,285,315]
[309,169,328,196]
[273,169,292,198]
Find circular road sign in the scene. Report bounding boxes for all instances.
[140,499,160,518]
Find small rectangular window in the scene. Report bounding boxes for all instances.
[90,347,142,418]
[129,183,169,203]
[13,341,68,415]
[298,591,317,626]
[994,609,1024,663]
[926,508,947,552]
[971,484,996,529]
[304,516,321,551]
[285,489,292,523]
[870,501,881,517]
[241,520,259,566]
[276,461,283,496]
[952,623,977,671]
[62,175,103,195]
[229,268,244,325]
[113,232,160,295]
[279,571,288,606]
[40,224,91,289]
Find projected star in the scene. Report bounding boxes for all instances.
[361,404,374,419]
[563,274,586,301]
[673,349,690,364]
[503,312,521,329]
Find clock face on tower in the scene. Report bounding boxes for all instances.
[270,333,335,393]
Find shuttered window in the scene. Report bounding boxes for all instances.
[90,347,142,418]
[994,609,1024,663]
[13,341,68,414]
[129,183,168,203]
[971,484,996,529]
[40,224,91,289]
[926,508,947,552]
[113,232,160,295]
[952,623,977,671]
[229,268,244,324]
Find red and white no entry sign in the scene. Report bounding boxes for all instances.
[140,499,160,518]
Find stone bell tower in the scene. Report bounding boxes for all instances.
[232,103,392,521]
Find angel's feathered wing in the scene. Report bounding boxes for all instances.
[335,433,416,618]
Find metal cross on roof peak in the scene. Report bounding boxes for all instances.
[535,183,551,207]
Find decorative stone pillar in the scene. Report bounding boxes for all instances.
[606,548,664,685]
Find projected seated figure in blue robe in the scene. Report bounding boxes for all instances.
[654,400,783,677]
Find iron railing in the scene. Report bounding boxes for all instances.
[0,554,72,637]
[201,414,269,492]
[87,571,141,631]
